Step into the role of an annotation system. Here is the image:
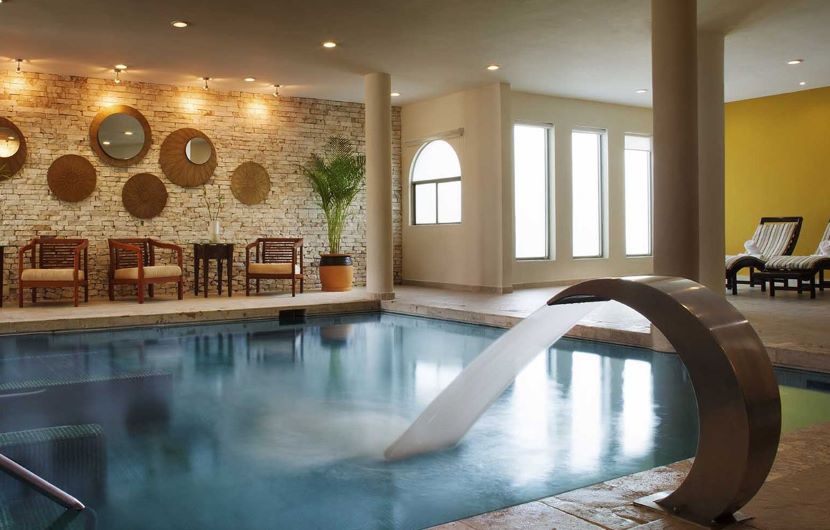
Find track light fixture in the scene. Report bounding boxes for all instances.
[113,68,123,84]
[273,84,281,97]
[202,77,210,90]
[15,59,22,74]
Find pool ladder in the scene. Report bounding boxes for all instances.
[0,452,85,511]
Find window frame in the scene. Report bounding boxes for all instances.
[570,127,607,259]
[410,140,462,226]
[623,133,654,257]
[513,122,553,261]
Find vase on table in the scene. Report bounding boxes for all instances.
[209,220,221,243]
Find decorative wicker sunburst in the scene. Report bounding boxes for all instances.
[47,155,96,202]
[231,162,271,205]
[122,173,168,219]
[159,128,217,187]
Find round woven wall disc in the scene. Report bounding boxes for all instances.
[160,128,217,187]
[47,154,97,202]
[231,162,271,205]
[122,173,168,219]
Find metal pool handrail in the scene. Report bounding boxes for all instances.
[549,276,780,526]
[0,452,85,511]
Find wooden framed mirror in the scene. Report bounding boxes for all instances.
[0,117,27,181]
[160,128,217,187]
[89,105,152,167]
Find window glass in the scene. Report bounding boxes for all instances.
[624,135,652,256]
[514,124,550,259]
[411,140,462,225]
[572,130,604,258]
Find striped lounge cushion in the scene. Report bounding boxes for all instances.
[765,255,829,271]
[753,221,798,258]
[725,254,753,269]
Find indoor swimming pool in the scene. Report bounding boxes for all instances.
[1,313,829,529]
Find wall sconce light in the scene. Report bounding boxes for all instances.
[273,84,281,97]
[202,77,210,91]
[15,59,23,74]
[113,68,123,84]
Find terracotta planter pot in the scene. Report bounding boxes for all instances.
[319,254,354,292]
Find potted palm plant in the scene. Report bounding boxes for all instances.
[301,136,365,292]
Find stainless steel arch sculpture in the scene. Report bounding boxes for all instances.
[548,276,780,526]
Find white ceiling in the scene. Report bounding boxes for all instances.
[1,0,828,107]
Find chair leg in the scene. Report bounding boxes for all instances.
[84,284,89,303]
[300,278,304,293]
[769,280,776,297]
[256,279,260,294]
[731,274,738,295]
[138,282,145,304]
[149,284,155,298]
[760,278,766,292]
[31,288,37,303]
[291,278,296,297]
[245,277,250,296]
[797,279,803,294]
[178,280,183,300]
[73,284,79,308]
[810,277,816,299]
[109,280,115,301]
[18,285,24,308]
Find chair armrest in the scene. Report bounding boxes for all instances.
[18,241,35,276]
[246,241,258,267]
[150,240,183,268]
[109,241,144,274]
[245,241,259,250]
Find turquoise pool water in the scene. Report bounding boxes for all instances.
[0,313,828,529]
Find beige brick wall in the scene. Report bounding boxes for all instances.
[0,71,402,301]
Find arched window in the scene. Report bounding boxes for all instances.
[411,140,462,224]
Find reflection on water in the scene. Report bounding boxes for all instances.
[0,313,828,530]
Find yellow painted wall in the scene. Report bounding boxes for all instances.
[725,87,830,256]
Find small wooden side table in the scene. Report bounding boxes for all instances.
[193,243,234,298]
[0,245,5,308]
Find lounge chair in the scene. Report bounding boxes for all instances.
[725,217,802,295]
[754,219,830,299]
[108,238,184,303]
[245,238,304,297]
[18,238,89,307]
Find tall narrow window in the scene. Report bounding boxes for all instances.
[411,140,462,224]
[624,135,652,256]
[571,130,604,258]
[514,124,550,259]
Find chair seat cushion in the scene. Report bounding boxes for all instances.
[725,254,764,270]
[114,265,182,280]
[248,263,301,275]
[764,255,829,271]
[21,269,85,282]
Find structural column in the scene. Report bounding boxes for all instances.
[364,72,395,299]
[651,0,700,280]
[697,31,726,293]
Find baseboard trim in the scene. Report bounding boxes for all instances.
[401,279,513,294]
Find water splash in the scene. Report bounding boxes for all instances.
[385,301,602,460]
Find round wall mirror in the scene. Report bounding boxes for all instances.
[186,138,212,165]
[89,105,152,167]
[0,127,21,158]
[97,113,146,160]
[0,117,27,181]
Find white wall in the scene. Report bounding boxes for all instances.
[400,86,654,291]
[511,91,654,286]
[401,83,512,291]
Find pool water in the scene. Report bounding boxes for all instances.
[0,313,829,530]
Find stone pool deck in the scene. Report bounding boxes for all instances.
[0,283,828,373]
[430,421,830,530]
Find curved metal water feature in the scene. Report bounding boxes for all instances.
[386,276,781,526]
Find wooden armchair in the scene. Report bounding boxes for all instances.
[108,238,183,303]
[245,238,304,297]
[18,238,89,307]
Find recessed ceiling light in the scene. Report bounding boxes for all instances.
[114,64,127,71]
[171,20,189,28]
[390,92,400,97]
[635,88,649,94]
[787,59,803,65]
[124,131,134,136]
[244,77,256,82]
[799,81,807,86]
[486,64,500,71]
[322,41,337,48]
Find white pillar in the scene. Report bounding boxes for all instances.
[364,72,394,299]
[651,0,700,280]
[697,31,725,293]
